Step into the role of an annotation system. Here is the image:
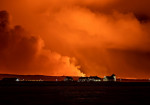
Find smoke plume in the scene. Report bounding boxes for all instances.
[1,0,150,78]
[0,11,85,76]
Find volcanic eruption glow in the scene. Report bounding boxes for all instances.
[0,0,150,78]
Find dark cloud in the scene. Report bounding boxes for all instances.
[134,14,150,23]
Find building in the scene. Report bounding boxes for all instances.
[20,79,43,81]
[103,74,116,82]
[64,76,74,82]
[2,78,20,82]
[78,76,101,82]
[88,76,101,82]
[78,77,89,82]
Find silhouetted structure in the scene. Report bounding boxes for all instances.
[103,74,116,81]
[78,76,101,82]
[2,78,20,82]
[64,76,73,82]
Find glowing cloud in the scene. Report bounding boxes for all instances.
[0,0,150,78]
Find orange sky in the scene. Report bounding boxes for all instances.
[0,0,150,78]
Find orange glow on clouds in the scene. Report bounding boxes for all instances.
[0,0,150,78]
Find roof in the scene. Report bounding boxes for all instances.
[79,76,101,79]
[105,76,114,79]
[105,74,116,79]
[111,74,116,76]
[79,77,89,79]
[89,76,101,79]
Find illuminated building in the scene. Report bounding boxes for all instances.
[103,74,116,82]
[78,76,101,82]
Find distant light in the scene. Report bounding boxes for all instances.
[16,79,19,81]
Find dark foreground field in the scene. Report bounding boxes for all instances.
[0,82,150,105]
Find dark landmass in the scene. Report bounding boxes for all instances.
[0,81,150,105]
[0,74,150,105]
[0,81,150,87]
[0,74,79,81]
[0,74,150,82]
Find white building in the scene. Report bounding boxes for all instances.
[103,74,116,82]
[78,76,101,82]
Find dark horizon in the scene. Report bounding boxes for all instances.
[0,73,150,81]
